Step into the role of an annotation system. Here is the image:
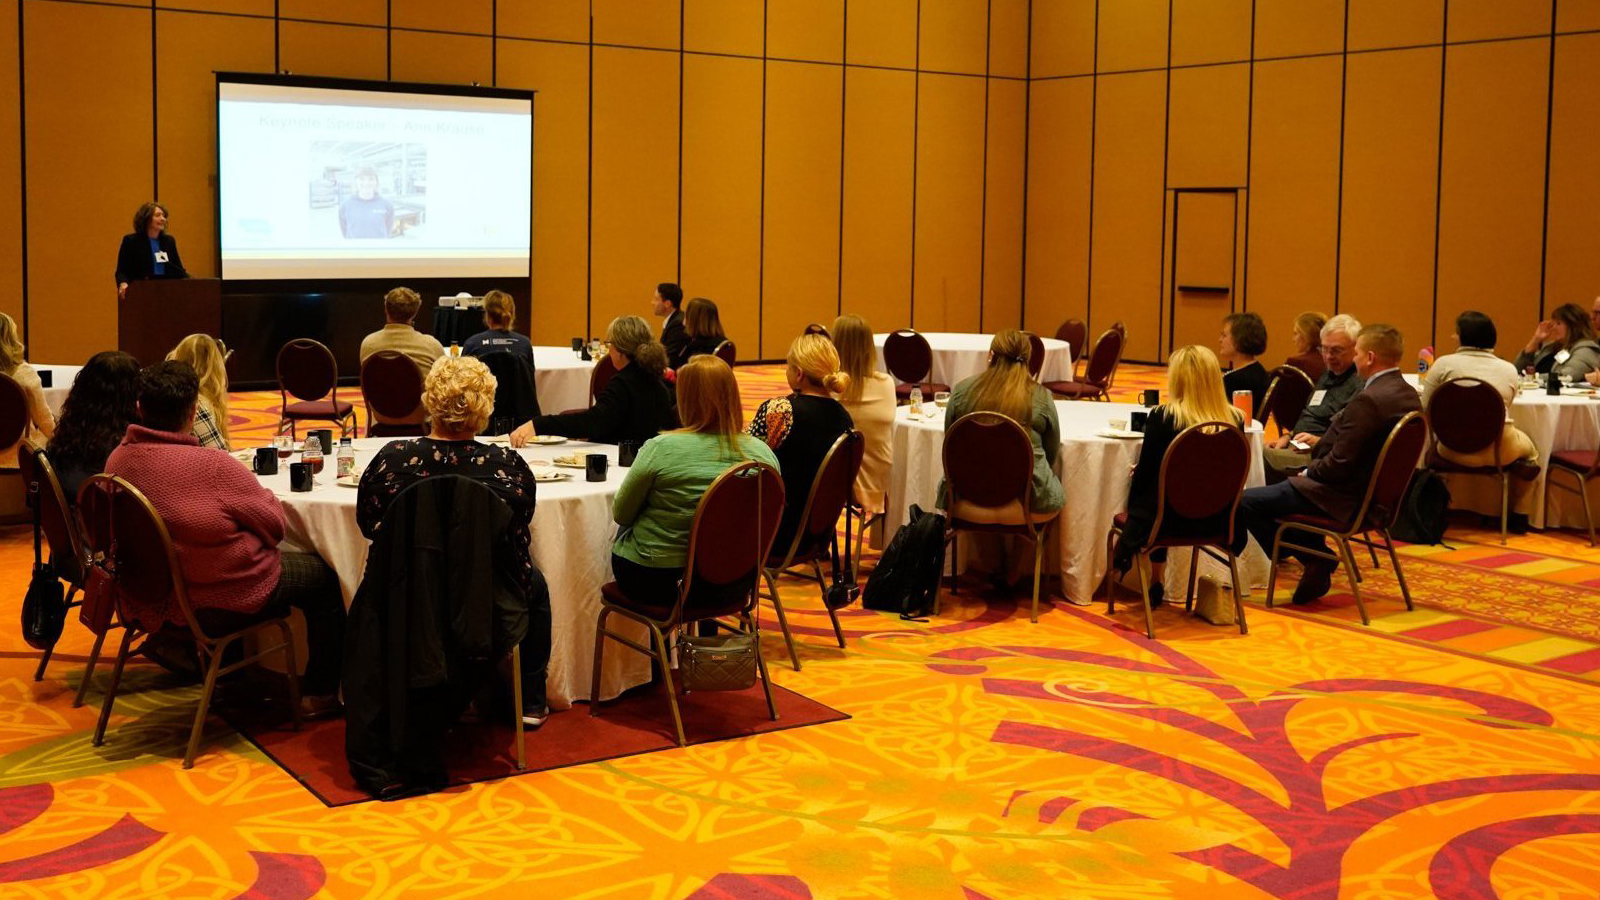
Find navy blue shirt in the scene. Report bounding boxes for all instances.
[463,328,534,365]
[339,194,395,239]
[149,237,165,276]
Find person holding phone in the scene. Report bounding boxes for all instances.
[115,202,188,300]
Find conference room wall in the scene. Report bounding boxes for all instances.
[1024,1,1600,365]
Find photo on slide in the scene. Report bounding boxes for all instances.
[308,141,427,241]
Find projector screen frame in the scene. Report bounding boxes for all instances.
[213,71,536,282]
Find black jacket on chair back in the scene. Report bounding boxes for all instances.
[478,350,542,435]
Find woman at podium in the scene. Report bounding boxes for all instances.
[116,202,188,300]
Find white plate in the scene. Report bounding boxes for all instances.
[532,470,572,483]
[336,476,360,488]
[552,460,588,470]
[1094,428,1144,440]
[527,435,568,445]
[480,434,511,444]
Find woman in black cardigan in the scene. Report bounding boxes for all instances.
[116,202,188,300]
[510,315,679,446]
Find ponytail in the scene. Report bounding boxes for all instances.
[821,371,851,395]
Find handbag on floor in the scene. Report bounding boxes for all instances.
[20,508,65,651]
[677,630,758,692]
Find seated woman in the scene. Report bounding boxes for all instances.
[463,289,534,366]
[0,311,56,467]
[830,313,896,518]
[167,334,231,451]
[357,355,551,724]
[1516,302,1600,382]
[749,334,854,557]
[1284,311,1327,381]
[1219,311,1270,419]
[673,297,728,370]
[941,329,1064,516]
[511,316,678,447]
[1112,345,1243,605]
[611,354,779,604]
[45,351,141,500]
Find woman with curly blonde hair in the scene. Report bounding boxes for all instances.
[749,333,855,555]
[167,333,232,450]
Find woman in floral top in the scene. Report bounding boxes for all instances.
[356,355,550,724]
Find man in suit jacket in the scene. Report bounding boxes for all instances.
[1237,323,1422,604]
[652,282,689,366]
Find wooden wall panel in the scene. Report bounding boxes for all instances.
[0,6,21,329]
[913,75,985,333]
[592,0,678,49]
[157,0,272,14]
[1348,0,1443,51]
[590,48,678,342]
[989,0,1030,79]
[1098,0,1171,74]
[769,0,843,63]
[24,0,153,363]
[684,0,763,56]
[1171,0,1252,67]
[1338,47,1441,351]
[841,68,915,334]
[1558,0,1600,32]
[498,0,589,43]
[1436,39,1549,346]
[921,0,988,75]
[1448,0,1551,42]
[391,0,490,35]
[280,0,384,25]
[278,21,387,80]
[1023,77,1093,339]
[1030,0,1096,78]
[846,0,916,69]
[1246,56,1342,332]
[390,31,493,86]
[155,11,274,282]
[1545,33,1600,311]
[1090,72,1167,360]
[762,62,842,358]
[984,79,1026,333]
[1166,63,1249,188]
[680,55,763,359]
[1254,0,1344,58]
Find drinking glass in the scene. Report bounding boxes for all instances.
[274,435,293,459]
[934,391,950,408]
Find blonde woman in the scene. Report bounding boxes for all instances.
[463,289,533,365]
[612,355,779,602]
[674,297,728,369]
[168,333,231,450]
[1111,345,1243,603]
[1284,311,1327,380]
[0,312,55,467]
[941,329,1063,515]
[511,315,678,446]
[749,333,854,554]
[831,314,896,516]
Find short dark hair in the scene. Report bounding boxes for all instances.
[1455,311,1497,349]
[1223,312,1268,357]
[657,282,683,309]
[137,360,200,433]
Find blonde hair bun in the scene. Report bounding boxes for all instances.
[822,371,851,395]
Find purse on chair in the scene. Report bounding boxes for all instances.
[676,630,758,692]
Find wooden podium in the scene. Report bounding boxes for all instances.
[119,278,223,365]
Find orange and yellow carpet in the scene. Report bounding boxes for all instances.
[3,364,1600,899]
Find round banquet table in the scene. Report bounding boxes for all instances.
[532,346,597,414]
[36,364,82,417]
[874,332,1073,388]
[884,401,1270,607]
[256,437,650,708]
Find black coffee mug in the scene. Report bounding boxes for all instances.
[253,447,279,475]
[289,462,314,492]
[586,453,608,482]
[617,441,639,467]
[310,429,334,454]
[1130,410,1149,433]
[1547,373,1563,396]
[1142,388,1159,407]
[38,369,52,388]
[571,337,583,352]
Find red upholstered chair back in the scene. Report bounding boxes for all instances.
[78,474,198,638]
[1426,378,1504,457]
[18,444,87,584]
[1356,412,1429,531]
[589,353,619,403]
[1055,319,1087,358]
[675,461,784,619]
[944,412,1034,511]
[0,373,26,452]
[1151,422,1251,544]
[714,340,737,367]
[1083,328,1124,389]
[360,350,426,422]
[776,431,865,563]
[883,330,934,385]
[1023,332,1046,379]
[276,339,339,403]
[1261,365,1316,435]
[803,323,831,339]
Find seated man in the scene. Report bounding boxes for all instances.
[1237,324,1421,605]
[359,286,445,376]
[105,361,345,714]
[1263,313,1365,478]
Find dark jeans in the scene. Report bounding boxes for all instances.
[518,569,552,711]
[611,554,753,622]
[271,551,346,695]
[1237,481,1330,565]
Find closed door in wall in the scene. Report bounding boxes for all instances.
[1168,190,1240,357]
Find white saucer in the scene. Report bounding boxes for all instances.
[1095,429,1144,439]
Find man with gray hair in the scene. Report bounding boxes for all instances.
[1263,313,1365,478]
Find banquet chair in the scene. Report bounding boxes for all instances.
[18,444,101,703]
[563,353,619,415]
[275,339,357,440]
[714,340,738,367]
[478,350,541,436]
[360,350,427,438]
[591,461,785,747]
[0,373,26,523]
[1265,412,1428,625]
[1046,327,1123,401]
[844,498,884,585]
[803,323,831,339]
[79,474,302,769]
[1261,365,1316,439]
[1023,332,1046,380]
[884,330,951,403]
[759,431,865,668]
[941,412,1060,623]
[1546,445,1600,548]
[1055,319,1088,380]
[1101,422,1252,639]
[1426,378,1532,545]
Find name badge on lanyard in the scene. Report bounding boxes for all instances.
[153,251,170,264]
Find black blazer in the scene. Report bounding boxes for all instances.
[115,232,188,285]
[661,311,690,367]
[672,334,724,370]
[1290,370,1422,524]
[532,362,679,445]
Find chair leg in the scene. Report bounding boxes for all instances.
[1499,473,1510,546]
[277,621,302,733]
[1382,530,1414,610]
[184,642,230,769]
[1103,528,1119,614]
[1265,531,1285,609]
[1338,538,1370,626]
[852,512,869,584]
[511,644,526,770]
[761,570,802,672]
[813,557,847,648]
[950,533,960,595]
[1227,552,1249,635]
[1185,547,1200,612]
[1580,472,1597,548]
[650,624,687,747]
[1135,555,1156,640]
[748,613,779,722]
[33,641,55,682]
[589,608,610,716]
[1366,533,1380,569]
[1029,536,1044,624]
[73,628,109,709]
[93,629,138,748]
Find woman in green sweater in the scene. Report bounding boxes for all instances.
[611,354,780,604]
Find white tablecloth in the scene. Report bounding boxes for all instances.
[885,401,1269,606]
[36,364,81,416]
[874,332,1073,388]
[259,437,649,708]
[532,347,596,414]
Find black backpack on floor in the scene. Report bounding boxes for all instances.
[1389,470,1451,545]
[863,505,947,620]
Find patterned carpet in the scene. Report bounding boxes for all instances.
[4,363,1600,898]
